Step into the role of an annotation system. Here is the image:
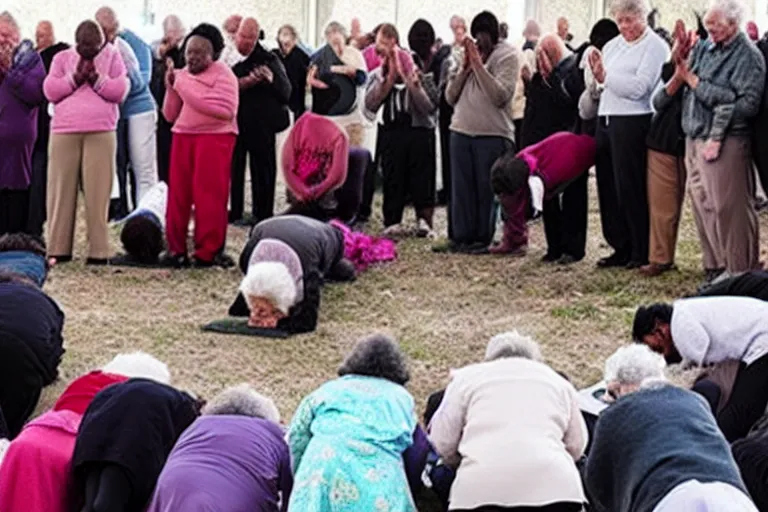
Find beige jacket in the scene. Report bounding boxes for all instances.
[511,48,536,121]
[430,358,588,510]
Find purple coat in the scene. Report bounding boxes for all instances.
[0,44,45,190]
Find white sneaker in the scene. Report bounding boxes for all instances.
[417,218,435,239]
[382,223,406,238]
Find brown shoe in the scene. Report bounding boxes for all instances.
[489,243,527,257]
[639,263,673,277]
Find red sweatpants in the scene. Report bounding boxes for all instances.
[166,133,236,262]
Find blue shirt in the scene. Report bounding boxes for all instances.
[120,30,157,117]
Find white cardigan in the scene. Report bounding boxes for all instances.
[429,358,588,510]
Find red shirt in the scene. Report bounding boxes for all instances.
[518,132,596,193]
[53,371,129,415]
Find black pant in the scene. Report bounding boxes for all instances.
[358,128,382,221]
[231,128,277,223]
[542,172,588,260]
[0,189,31,236]
[595,115,651,262]
[27,146,47,237]
[379,126,436,227]
[113,118,137,219]
[454,504,583,512]
[718,354,768,442]
[514,119,524,148]
[439,95,453,201]
[156,113,173,184]
[81,463,133,512]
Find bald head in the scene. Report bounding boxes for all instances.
[35,20,55,50]
[95,6,119,42]
[223,14,242,38]
[538,34,569,68]
[162,14,185,44]
[235,17,260,56]
[523,19,541,42]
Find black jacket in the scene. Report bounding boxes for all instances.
[34,42,70,152]
[230,215,345,334]
[273,46,310,117]
[150,46,184,120]
[521,54,584,148]
[646,62,684,156]
[232,44,292,134]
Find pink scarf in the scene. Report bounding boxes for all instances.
[330,220,397,271]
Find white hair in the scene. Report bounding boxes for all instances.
[102,351,171,385]
[202,384,280,422]
[485,330,543,362]
[0,438,9,467]
[0,11,19,32]
[239,262,298,315]
[610,0,651,18]
[604,344,666,386]
[708,0,746,25]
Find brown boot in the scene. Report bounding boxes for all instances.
[489,242,527,256]
[639,263,673,277]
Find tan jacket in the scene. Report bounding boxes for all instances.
[511,48,536,121]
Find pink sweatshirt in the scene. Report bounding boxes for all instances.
[43,45,128,134]
[282,113,349,201]
[162,61,239,135]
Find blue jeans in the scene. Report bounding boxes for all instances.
[449,132,513,245]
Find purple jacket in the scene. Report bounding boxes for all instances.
[0,43,45,190]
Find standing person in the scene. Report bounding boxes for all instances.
[436,15,467,207]
[675,2,765,283]
[0,12,46,236]
[28,21,68,237]
[511,20,540,145]
[44,20,127,264]
[274,24,310,119]
[230,17,291,226]
[438,11,518,254]
[588,0,668,269]
[151,15,185,183]
[365,24,438,238]
[557,17,574,46]
[162,23,239,268]
[641,35,686,277]
[219,14,244,67]
[309,21,368,146]
[577,19,620,137]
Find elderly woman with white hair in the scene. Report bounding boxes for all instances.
[0,351,171,512]
[429,331,587,511]
[148,384,292,511]
[287,334,417,511]
[669,0,765,282]
[588,0,668,270]
[585,380,757,511]
[229,215,356,334]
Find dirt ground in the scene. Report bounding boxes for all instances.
[38,177,768,424]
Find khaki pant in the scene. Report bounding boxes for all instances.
[686,136,759,273]
[647,150,686,265]
[47,132,116,260]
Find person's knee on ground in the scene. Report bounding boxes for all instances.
[120,213,164,264]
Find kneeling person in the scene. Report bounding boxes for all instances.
[490,131,596,259]
[229,215,356,334]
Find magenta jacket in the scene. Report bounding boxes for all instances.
[43,44,128,134]
[0,46,45,189]
[518,132,596,195]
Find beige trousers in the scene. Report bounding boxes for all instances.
[686,136,759,273]
[647,150,686,265]
[345,123,365,147]
[47,132,116,260]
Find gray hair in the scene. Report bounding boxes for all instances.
[338,333,410,385]
[239,261,298,315]
[485,330,543,362]
[325,21,347,39]
[0,11,20,32]
[604,344,666,386]
[610,0,651,18]
[707,0,746,26]
[202,384,280,423]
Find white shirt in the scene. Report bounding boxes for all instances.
[123,182,168,228]
[653,480,758,512]
[528,176,545,215]
[219,41,245,67]
[671,296,768,366]
[598,28,669,116]
[430,358,588,509]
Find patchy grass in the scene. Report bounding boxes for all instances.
[36,177,768,433]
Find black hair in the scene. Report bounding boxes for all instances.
[408,19,435,63]
[184,22,226,61]
[471,11,500,45]
[695,11,709,41]
[589,18,620,50]
[491,151,531,196]
[632,303,674,341]
[338,334,410,385]
[0,233,46,258]
[120,214,164,264]
[655,27,672,47]
[499,22,509,40]
[647,8,659,29]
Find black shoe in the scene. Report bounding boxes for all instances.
[465,242,490,255]
[541,252,562,263]
[597,253,630,268]
[625,260,648,270]
[230,218,253,228]
[160,253,190,269]
[86,258,111,266]
[704,267,726,283]
[50,255,72,264]
[432,240,466,254]
[193,253,235,269]
[558,254,581,265]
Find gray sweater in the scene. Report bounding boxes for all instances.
[657,32,765,141]
[446,42,519,140]
[365,67,440,130]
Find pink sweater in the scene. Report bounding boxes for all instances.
[162,61,239,135]
[43,45,128,134]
